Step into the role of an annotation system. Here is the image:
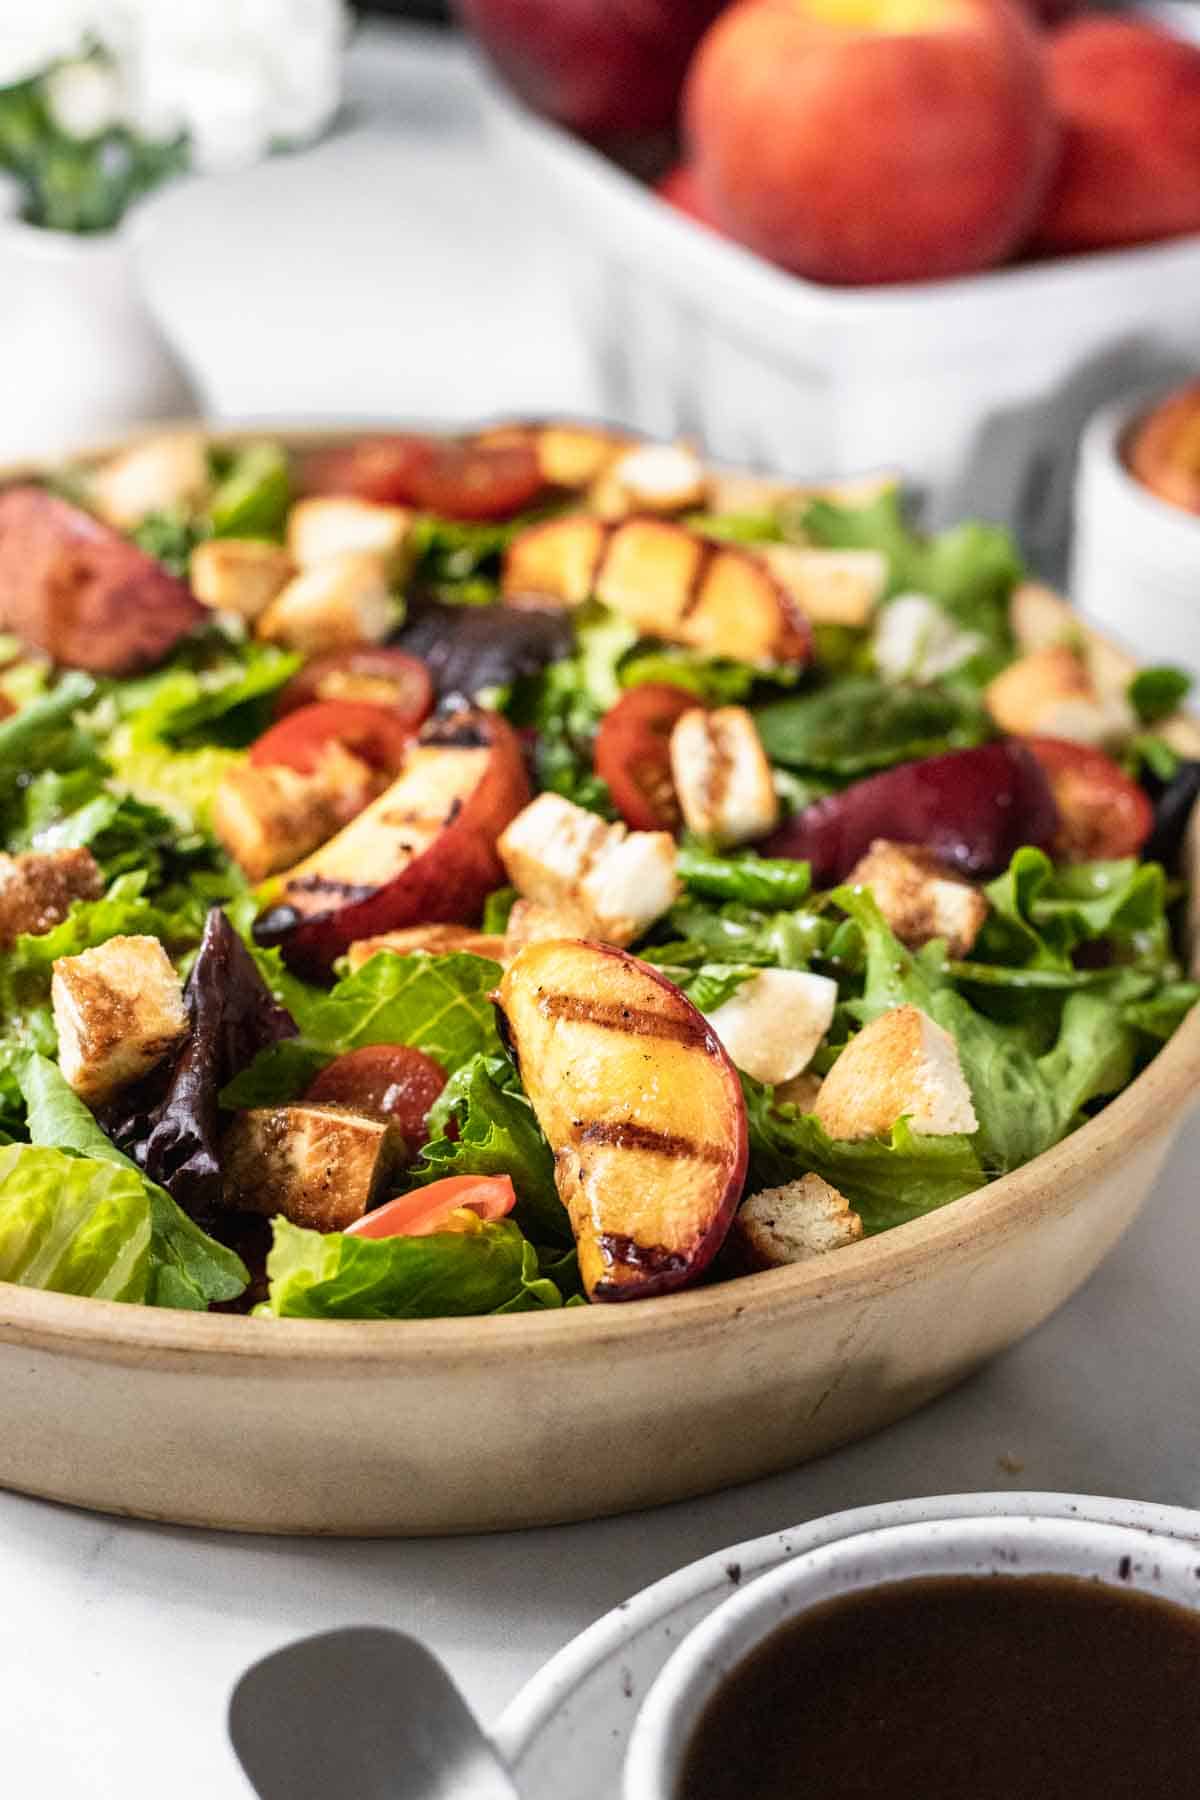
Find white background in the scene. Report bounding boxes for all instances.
[3,24,1200,1797]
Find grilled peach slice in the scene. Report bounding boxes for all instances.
[254,709,530,978]
[0,486,204,673]
[495,940,748,1302]
[502,516,811,664]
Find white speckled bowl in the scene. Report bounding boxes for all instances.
[624,1512,1200,1799]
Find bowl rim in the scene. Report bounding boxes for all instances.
[1,420,1197,1369]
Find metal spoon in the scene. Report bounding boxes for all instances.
[229,1626,521,1800]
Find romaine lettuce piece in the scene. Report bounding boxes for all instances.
[209,443,291,540]
[260,1215,567,1320]
[0,1143,150,1301]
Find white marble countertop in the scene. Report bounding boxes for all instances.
[3,23,1200,1797]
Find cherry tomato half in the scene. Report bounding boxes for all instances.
[344,1174,516,1240]
[274,648,434,729]
[304,1045,448,1155]
[303,433,545,521]
[250,700,413,778]
[1023,737,1153,862]
[594,684,697,831]
[301,434,436,505]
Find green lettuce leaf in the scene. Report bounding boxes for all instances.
[259,1215,567,1320]
[647,897,855,974]
[977,849,1171,973]
[222,951,505,1109]
[755,676,989,774]
[111,637,300,750]
[741,1076,984,1232]
[16,1055,246,1310]
[676,847,812,908]
[208,442,292,540]
[0,1143,151,1300]
[413,1053,569,1246]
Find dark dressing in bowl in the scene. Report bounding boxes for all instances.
[678,1573,1200,1800]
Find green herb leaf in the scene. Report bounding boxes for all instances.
[1129,666,1192,727]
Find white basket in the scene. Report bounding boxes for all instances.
[480,68,1200,562]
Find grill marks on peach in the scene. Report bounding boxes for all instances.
[535,989,712,1048]
[575,1118,729,1165]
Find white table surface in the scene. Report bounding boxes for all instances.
[4,23,1200,1797]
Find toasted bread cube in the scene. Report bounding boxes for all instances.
[847,840,989,959]
[286,496,414,574]
[497,793,679,946]
[91,432,209,530]
[703,968,837,1086]
[814,1005,977,1142]
[774,1069,824,1111]
[213,745,376,883]
[1009,581,1078,654]
[985,646,1132,746]
[732,1175,863,1270]
[52,935,187,1106]
[345,924,511,972]
[535,423,632,488]
[591,442,709,518]
[0,848,103,948]
[502,897,592,953]
[222,1104,403,1233]
[873,593,984,683]
[256,552,397,654]
[189,538,294,622]
[761,545,887,628]
[670,706,779,848]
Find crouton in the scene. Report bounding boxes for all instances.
[985,646,1132,746]
[774,1069,824,1112]
[213,744,377,883]
[590,442,709,518]
[188,538,294,622]
[847,840,989,959]
[285,496,414,574]
[222,1104,403,1233]
[502,897,593,952]
[702,968,837,1086]
[760,545,887,628]
[730,1174,863,1270]
[52,934,187,1106]
[813,1004,978,1141]
[255,552,397,654]
[669,706,779,847]
[873,593,984,683]
[1009,581,1079,654]
[345,924,511,972]
[91,432,209,530]
[0,848,103,948]
[497,793,680,946]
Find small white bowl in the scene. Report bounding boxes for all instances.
[1072,387,1200,680]
[623,1511,1200,1800]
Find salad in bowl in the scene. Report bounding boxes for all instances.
[0,422,1194,1325]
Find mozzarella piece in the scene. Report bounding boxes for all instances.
[985,645,1133,746]
[497,792,679,947]
[592,442,709,517]
[873,592,984,683]
[255,551,397,654]
[814,1005,978,1142]
[761,545,887,628]
[732,1174,862,1269]
[91,432,209,530]
[189,538,294,622]
[286,496,414,573]
[702,968,837,1086]
[52,935,187,1106]
[0,849,103,948]
[222,1105,404,1234]
[669,706,779,848]
[846,839,988,959]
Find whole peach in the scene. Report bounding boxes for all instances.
[684,0,1058,286]
[1033,18,1200,252]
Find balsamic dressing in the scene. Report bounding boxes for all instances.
[677,1573,1200,1800]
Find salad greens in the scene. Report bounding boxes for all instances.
[0,427,1193,1323]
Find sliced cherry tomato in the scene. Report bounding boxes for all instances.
[250,700,413,777]
[594,684,697,831]
[304,1045,448,1155]
[301,434,437,505]
[1023,737,1153,862]
[344,1174,516,1240]
[407,440,545,521]
[274,649,434,728]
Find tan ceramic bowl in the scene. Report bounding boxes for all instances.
[1,428,1198,1537]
